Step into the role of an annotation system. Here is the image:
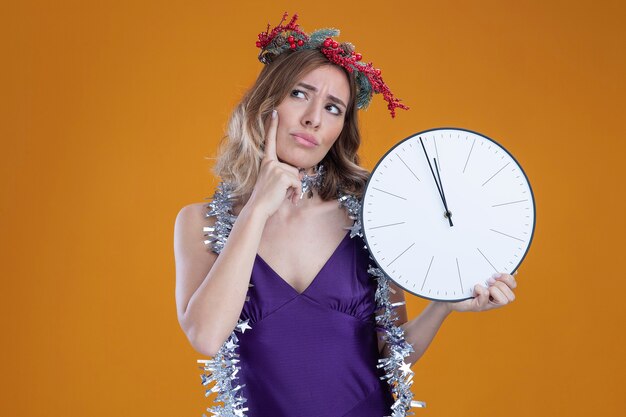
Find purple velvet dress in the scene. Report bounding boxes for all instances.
[237,231,395,416]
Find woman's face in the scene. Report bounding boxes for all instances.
[273,65,350,172]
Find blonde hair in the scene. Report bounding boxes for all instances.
[213,48,369,203]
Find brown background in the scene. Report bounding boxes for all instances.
[2,0,625,416]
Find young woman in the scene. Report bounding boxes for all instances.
[174,14,517,416]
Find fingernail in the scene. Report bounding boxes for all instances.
[487,277,496,285]
[272,109,277,119]
[492,273,502,279]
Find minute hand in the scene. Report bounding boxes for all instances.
[419,137,454,227]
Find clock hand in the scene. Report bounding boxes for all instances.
[418,137,444,198]
[419,137,453,226]
[433,157,454,227]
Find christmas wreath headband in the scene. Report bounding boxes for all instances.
[255,13,409,118]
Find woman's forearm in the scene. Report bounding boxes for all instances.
[397,301,452,366]
[183,204,268,356]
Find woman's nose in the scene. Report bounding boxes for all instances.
[301,102,322,129]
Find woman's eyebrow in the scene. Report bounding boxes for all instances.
[296,82,347,109]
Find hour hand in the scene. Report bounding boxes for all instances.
[433,157,453,226]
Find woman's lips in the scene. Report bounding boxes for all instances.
[291,133,318,147]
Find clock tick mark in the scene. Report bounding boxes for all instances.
[372,187,407,200]
[396,153,421,182]
[463,138,476,174]
[491,199,529,207]
[490,229,525,242]
[482,162,510,186]
[420,256,435,291]
[477,248,498,272]
[387,242,415,267]
[434,137,441,170]
[370,221,406,230]
[456,258,464,293]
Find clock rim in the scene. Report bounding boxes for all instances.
[360,126,537,302]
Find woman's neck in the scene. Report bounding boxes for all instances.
[275,189,324,217]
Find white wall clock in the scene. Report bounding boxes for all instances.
[361,127,536,301]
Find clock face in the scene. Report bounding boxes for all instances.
[361,128,536,301]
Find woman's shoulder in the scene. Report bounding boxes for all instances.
[176,202,212,221]
[174,202,216,239]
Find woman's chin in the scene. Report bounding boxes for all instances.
[277,155,317,171]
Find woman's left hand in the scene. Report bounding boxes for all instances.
[447,272,518,313]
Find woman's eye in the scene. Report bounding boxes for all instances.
[291,90,306,99]
[326,104,342,115]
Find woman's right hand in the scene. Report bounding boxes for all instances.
[245,110,303,219]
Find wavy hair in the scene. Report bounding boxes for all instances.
[213,48,369,203]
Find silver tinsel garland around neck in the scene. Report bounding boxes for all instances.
[299,164,325,199]
[197,182,425,417]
